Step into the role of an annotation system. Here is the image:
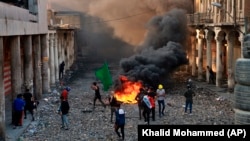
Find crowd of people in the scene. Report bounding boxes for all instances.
[88,81,196,140]
[12,77,194,141]
[12,88,39,129]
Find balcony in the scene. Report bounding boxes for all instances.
[187,12,247,27]
[187,12,213,26]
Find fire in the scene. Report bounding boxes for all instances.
[114,75,142,104]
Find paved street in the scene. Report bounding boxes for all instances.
[5,61,235,141]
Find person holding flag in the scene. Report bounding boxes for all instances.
[95,62,113,91]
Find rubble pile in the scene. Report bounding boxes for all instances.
[18,68,235,141]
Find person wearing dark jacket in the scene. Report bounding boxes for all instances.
[184,84,195,115]
[109,91,120,123]
[114,108,125,140]
[135,88,145,120]
[60,97,70,130]
[22,89,34,121]
[207,66,215,84]
[59,61,65,80]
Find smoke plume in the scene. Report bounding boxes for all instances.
[118,9,189,88]
[50,0,191,88]
[50,0,192,63]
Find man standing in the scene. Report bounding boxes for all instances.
[59,61,65,80]
[60,97,70,130]
[109,91,120,123]
[142,94,152,125]
[135,88,145,120]
[184,84,195,115]
[156,84,166,117]
[13,94,25,129]
[22,89,35,121]
[91,82,106,109]
[207,66,215,84]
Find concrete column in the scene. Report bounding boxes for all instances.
[10,36,22,100]
[196,30,204,81]
[54,34,59,81]
[41,34,49,94]
[62,38,66,70]
[49,34,55,85]
[239,34,244,58]
[205,30,213,83]
[66,33,70,70]
[46,34,50,89]
[215,32,224,87]
[191,36,197,76]
[58,37,62,68]
[32,35,42,100]
[23,36,33,93]
[226,32,236,91]
[0,37,6,140]
[69,32,72,67]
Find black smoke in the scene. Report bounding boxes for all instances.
[117,9,189,88]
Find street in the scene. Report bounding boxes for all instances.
[17,61,234,141]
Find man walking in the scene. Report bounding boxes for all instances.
[91,82,106,109]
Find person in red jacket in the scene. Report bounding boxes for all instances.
[61,86,71,101]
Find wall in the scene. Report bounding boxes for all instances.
[0,0,48,36]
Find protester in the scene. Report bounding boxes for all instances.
[135,88,145,120]
[59,96,70,130]
[147,86,156,121]
[59,61,65,80]
[61,86,71,101]
[156,84,166,117]
[114,107,125,140]
[22,89,35,121]
[184,84,196,115]
[207,66,215,84]
[109,91,121,123]
[91,82,106,108]
[13,94,25,129]
[142,94,152,125]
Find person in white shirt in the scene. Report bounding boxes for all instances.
[156,84,166,117]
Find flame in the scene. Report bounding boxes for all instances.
[114,75,142,104]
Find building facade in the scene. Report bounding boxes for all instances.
[0,1,78,140]
[187,0,250,90]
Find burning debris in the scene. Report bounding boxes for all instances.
[112,9,189,102]
[113,75,142,104]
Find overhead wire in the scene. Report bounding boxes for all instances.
[82,10,154,25]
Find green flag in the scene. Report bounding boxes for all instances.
[95,62,113,91]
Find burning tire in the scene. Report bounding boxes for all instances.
[234,109,250,124]
[234,84,250,111]
[235,58,250,85]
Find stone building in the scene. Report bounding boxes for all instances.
[47,9,80,88]
[187,0,250,90]
[0,0,79,140]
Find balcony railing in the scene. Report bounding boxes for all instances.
[187,12,245,26]
[187,12,213,25]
